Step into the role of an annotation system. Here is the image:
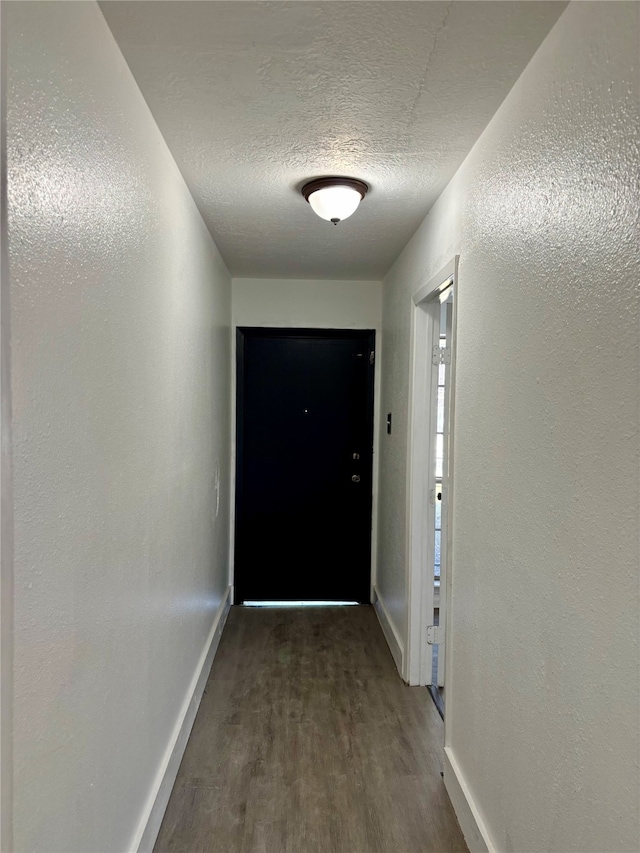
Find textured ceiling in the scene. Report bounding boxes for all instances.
[100,1,567,279]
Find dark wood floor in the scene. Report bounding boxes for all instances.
[155,606,467,853]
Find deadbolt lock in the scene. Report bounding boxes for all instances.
[351,474,361,483]
[352,452,360,460]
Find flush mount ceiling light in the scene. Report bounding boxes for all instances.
[301,177,368,225]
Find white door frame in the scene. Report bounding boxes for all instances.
[229,322,382,604]
[404,256,459,687]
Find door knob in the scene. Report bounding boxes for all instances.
[351,474,361,483]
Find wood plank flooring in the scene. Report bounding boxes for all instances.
[154,606,467,853]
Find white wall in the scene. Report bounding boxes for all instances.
[232,278,382,331]
[378,3,639,851]
[5,3,232,851]
[231,278,382,595]
[0,9,14,846]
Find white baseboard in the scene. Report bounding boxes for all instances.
[130,586,232,853]
[373,585,404,676]
[444,746,495,853]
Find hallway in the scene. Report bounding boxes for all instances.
[3,2,638,851]
[155,607,466,853]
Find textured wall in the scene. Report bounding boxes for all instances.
[379,2,639,851]
[232,278,381,331]
[5,3,231,851]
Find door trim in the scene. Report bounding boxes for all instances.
[404,257,459,689]
[234,327,376,604]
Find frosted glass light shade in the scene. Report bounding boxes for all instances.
[308,186,362,222]
[301,177,368,224]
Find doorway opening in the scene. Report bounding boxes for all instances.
[405,258,458,723]
[234,328,375,605]
[429,287,453,717]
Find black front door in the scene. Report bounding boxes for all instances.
[235,328,375,603]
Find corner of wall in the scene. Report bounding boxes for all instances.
[132,587,232,853]
[443,748,494,853]
[373,585,404,677]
